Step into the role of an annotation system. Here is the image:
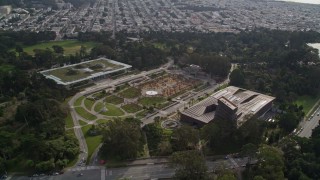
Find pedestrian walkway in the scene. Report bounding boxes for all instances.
[126,157,169,166]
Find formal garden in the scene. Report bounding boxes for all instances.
[71,72,204,161]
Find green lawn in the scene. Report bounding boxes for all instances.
[65,113,74,128]
[105,95,124,105]
[295,94,320,114]
[136,109,149,119]
[121,103,143,113]
[94,102,104,112]
[75,107,97,120]
[100,103,125,116]
[21,40,99,56]
[84,98,95,111]
[138,97,166,107]
[74,96,85,106]
[96,119,110,124]
[81,125,103,163]
[79,119,88,126]
[118,87,141,99]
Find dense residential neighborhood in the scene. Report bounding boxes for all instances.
[1,0,320,179]
[1,0,320,38]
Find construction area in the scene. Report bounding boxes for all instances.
[180,86,275,127]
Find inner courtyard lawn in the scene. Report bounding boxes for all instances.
[118,87,141,99]
[121,103,143,113]
[105,95,124,105]
[138,97,166,107]
[100,103,125,116]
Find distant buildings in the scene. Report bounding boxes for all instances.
[181,86,275,127]
[1,0,320,35]
[0,6,12,15]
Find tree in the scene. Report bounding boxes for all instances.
[217,171,237,180]
[157,141,172,156]
[201,122,221,149]
[253,145,285,180]
[79,45,87,58]
[101,118,144,160]
[52,45,64,54]
[278,107,301,133]
[143,123,163,155]
[229,68,245,86]
[241,143,258,165]
[171,125,199,151]
[15,45,23,58]
[170,150,209,180]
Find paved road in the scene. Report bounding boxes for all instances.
[9,157,249,180]
[298,106,320,138]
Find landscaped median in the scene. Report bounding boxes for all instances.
[119,87,141,99]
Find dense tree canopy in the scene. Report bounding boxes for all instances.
[250,145,285,180]
[101,118,145,160]
[170,150,209,180]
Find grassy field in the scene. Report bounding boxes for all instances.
[121,103,143,113]
[79,119,88,126]
[74,96,85,106]
[119,87,141,99]
[105,95,124,105]
[75,107,97,120]
[138,97,166,107]
[295,94,320,114]
[21,40,99,56]
[84,98,95,111]
[136,110,149,119]
[81,125,103,163]
[100,103,125,116]
[94,102,104,112]
[96,119,109,124]
[65,113,74,128]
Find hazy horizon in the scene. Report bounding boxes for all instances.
[279,0,320,4]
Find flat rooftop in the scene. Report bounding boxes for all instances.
[40,58,132,85]
[181,86,275,126]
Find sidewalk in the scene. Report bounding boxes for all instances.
[125,157,169,166]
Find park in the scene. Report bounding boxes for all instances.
[69,69,206,162]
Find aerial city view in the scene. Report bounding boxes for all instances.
[0,0,320,179]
